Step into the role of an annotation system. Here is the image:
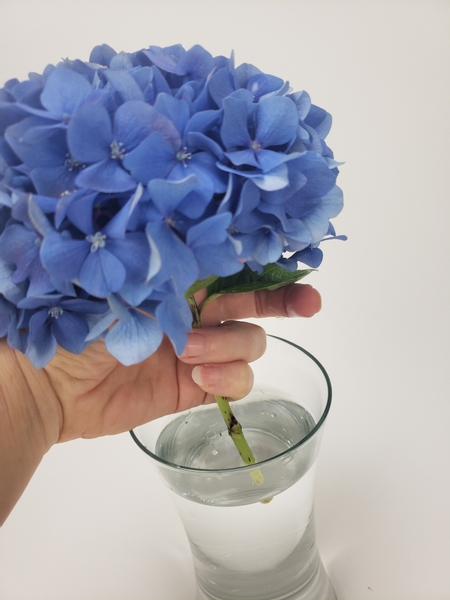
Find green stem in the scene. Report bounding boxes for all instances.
[214,395,264,486]
[188,294,265,487]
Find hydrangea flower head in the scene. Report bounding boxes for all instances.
[0,43,345,367]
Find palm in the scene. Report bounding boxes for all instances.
[39,284,320,443]
[44,337,205,442]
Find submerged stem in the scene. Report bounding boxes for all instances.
[214,394,264,486]
[188,294,265,487]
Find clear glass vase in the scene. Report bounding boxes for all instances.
[131,335,338,600]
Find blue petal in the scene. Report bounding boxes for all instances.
[40,67,92,118]
[40,232,89,281]
[289,246,324,268]
[103,185,143,239]
[89,44,117,66]
[0,297,16,337]
[79,248,126,298]
[103,69,144,102]
[155,93,190,138]
[75,159,137,193]
[247,73,285,101]
[147,175,200,216]
[252,229,283,265]
[192,239,243,278]
[255,149,301,172]
[109,52,134,71]
[221,97,251,149]
[105,309,163,365]
[27,195,54,237]
[208,68,236,107]
[118,281,154,307]
[68,104,112,163]
[304,105,332,139]
[247,164,289,191]
[85,309,116,342]
[289,91,311,121]
[155,295,192,355]
[217,162,289,191]
[26,310,57,368]
[107,233,149,283]
[113,101,157,149]
[235,180,261,218]
[5,117,65,168]
[60,297,108,313]
[186,131,224,160]
[288,152,337,199]
[64,191,98,235]
[52,311,89,353]
[168,163,214,219]
[183,152,224,188]
[177,45,214,79]
[144,45,186,74]
[0,259,27,304]
[145,220,198,293]
[225,149,260,168]
[31,165,78,197]
[255,97,298,147]
[122,131,175,183]
[187,212,232,247]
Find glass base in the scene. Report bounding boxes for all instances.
[193,516,338,600]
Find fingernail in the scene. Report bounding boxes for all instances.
[181,333,208,358]
[192,365,222,387]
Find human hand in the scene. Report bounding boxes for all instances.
[15,283,320,445]
[0,283,320,523]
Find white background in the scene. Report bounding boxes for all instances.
[1,1,449,599]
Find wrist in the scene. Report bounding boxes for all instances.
[0,340,61,524]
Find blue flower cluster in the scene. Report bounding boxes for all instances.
[0,43,344,367]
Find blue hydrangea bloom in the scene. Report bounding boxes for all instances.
[0,42,345,367]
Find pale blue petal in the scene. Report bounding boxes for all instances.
[79,248,126,298]
[103,70,144,102]
[105,309,163,366]
[255,97,298,147]
[85,310,116,342]
[26,310,56,368]
[40,67,92,118]
[155,295,192,355]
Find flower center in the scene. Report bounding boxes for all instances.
[110,140,126,160]
[176,147,192,167]
[250,140,262,151]
[86,231,107,252]
[48,306,64,319]
[65,154,85,171]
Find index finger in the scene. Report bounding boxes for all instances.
[198,283,321,327]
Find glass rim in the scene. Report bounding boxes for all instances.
[130,335,332,474]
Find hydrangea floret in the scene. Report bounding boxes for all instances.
[0,42,344,369]
[0,44,344,474]
[0,43,345,474]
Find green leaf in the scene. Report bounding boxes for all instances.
[200,264,315,311]
[185,275,219,298]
